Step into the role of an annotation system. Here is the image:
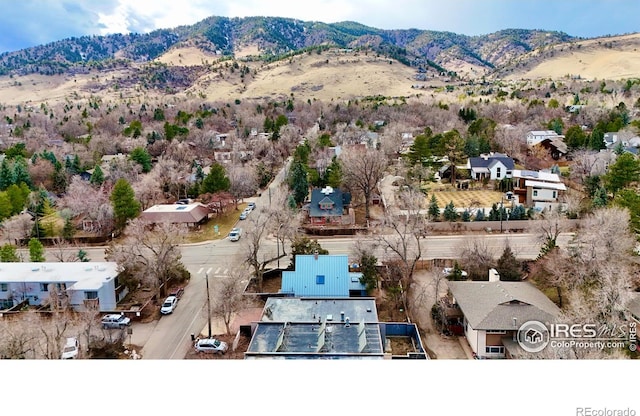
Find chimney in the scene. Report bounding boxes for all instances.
[344,317,350,328]
[314,251,319,260]
[489,268,500,282]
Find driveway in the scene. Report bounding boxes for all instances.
[408,269,471,359]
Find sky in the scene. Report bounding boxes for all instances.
[0,0,638,53]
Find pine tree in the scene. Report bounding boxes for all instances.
[443,201,459,221]
[288,160,309,205]
[90,165,105,185]
[201,163,230,194]
[0,158,15,190]
[428,194,440,221]
[110,178,140,230]
[130,147,152,173]
[497,246,522,281]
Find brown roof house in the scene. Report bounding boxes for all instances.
[140,203,210,226]
[447,269,560,359]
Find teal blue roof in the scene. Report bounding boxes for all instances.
[281,255,366,297]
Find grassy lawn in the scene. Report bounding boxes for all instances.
[185,203,248,243]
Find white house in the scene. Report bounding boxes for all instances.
[511,169,566,210]
[0,262,124,312]
[466,153,515,181]
[526,130,563,146]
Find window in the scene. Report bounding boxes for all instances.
[319,201,334,210]
[533,190,538,197]
[85,291,98,300]
[316,275,325,285]
[485,346,505,354]
[0,283,7,292]
[40,283,49,292]
[496,167,501,178]
[552,191,557,199]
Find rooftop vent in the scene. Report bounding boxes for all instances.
[320,186,334,195]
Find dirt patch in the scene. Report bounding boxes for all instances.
[387,337,416,355]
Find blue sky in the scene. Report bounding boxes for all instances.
[0,0,638,53]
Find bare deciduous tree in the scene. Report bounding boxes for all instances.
[375,187,428,293]
[106,219,188,300]
[211,263,256,335]
[341,147,387,219]
[457,237,496,281]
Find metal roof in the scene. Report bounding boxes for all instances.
[281,255,366,297]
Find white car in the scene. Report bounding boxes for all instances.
[101,314,131,329]
[442,267,468,277]
[61,337,79,359]
[194,337,228,354]
[228,227,242,242]
[160,295,178,314]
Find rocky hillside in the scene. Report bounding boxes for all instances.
[0,16,574,77]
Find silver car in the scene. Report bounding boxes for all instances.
[160,295,178,314]
[101,314,131,329]
[194,338,228,354]
[228,227,242,242]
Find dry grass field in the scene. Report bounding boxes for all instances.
[506,33,640,81]
[428,189,505,211]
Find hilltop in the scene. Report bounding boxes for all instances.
[0,16,638,106]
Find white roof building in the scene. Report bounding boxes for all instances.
[0,262,124,312]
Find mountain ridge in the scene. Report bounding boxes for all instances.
[0,16,576,76]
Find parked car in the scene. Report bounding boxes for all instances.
[61,337,79,359]
[101,314,131,329]
[228,227,242,242]
[442,267,468,277]
[160,295,178,314]
[239,211,248,220]
[169,287,184,299]
[246,202,256,211]
[194,337,228,354]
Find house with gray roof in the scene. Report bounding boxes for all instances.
[280,254,366,297]
[466,153,514,181]
[447,271,560,359]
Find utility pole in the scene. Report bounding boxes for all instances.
[500,196,504,234]
[277,223,284,269]
[205,272,212,339]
